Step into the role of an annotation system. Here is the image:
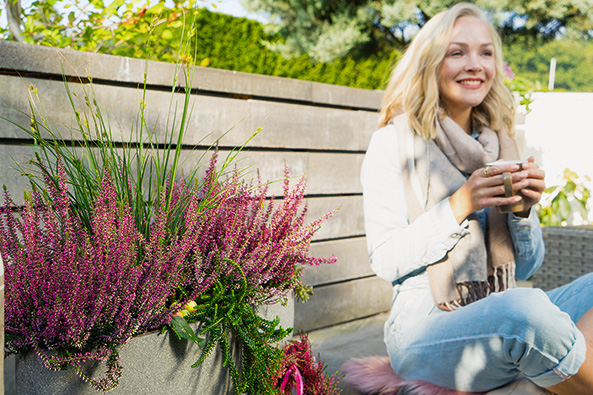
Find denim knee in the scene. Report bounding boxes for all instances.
[489,288,565,340]
[487,288,586,386]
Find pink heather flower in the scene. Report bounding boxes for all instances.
[503,61,516,80]
[190,159,337,303]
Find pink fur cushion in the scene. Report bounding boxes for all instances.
[341,356,485,395]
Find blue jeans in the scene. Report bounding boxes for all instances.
[385,273,593,391]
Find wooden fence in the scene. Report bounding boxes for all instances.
[0,41,393,334]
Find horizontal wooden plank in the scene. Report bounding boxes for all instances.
[0,74,252,144]
[0,145,38,199]
[305,152,364,193]
[0,148,364,240]
[245,100,377,151]
[193,150,365,196]
[307,196,364,240]
[0,145,364,199]
[0,41,384,110]
[305,238,372,286]
[175,149,365,196]
[294,277,392,332]
[0,75,378,151]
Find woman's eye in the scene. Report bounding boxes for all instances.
[449,51,462,57]
[482,51,493,56]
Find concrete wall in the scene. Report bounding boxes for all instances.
[524,92,593,224]
[0,41,392,333]
[524,92,593,185]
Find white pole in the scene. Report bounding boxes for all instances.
[548,57,557,91]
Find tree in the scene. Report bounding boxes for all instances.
[481,0,593,43]
[242,0,593,62]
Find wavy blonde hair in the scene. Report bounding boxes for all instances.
[379,3,515,139]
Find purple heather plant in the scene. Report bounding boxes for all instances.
[0,158,220,391]
[0,150,337,391]
[193,154,337,304]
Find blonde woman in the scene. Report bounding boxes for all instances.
[361,3,593,393]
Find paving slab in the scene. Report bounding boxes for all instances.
[308,313,389,395]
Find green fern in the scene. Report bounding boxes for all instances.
[168,258,292,394]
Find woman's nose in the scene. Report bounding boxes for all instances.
[465,53,483,72]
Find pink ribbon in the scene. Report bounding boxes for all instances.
[280,363,304,395]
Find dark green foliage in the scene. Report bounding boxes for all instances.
[241,0,593,62]
[168,259,292,394]
[172,9,399,90]
[104,6,399,90]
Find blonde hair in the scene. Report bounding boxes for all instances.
[379,3,515,139]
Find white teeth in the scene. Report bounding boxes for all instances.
[459,80,481,85]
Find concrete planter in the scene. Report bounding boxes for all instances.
[13,299,294,395]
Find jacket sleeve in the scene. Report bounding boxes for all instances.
[508,209,545,280]
[360,125,470,283]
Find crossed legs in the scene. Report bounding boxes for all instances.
[387,284,591,392]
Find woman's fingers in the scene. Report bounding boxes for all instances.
[473,158,546,214]
[481,169,527,193]
[482,163,521,178]
[469,172,522,209]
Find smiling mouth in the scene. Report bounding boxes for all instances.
[458,80,483,86]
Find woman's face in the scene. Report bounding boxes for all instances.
[438,16,496,117]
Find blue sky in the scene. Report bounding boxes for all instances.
[207,0,250,18]
[206,0,267,22]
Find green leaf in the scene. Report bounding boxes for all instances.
[558,195,571,218]
[162,29,174,40]
[170,316,205,348]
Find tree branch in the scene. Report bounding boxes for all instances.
[6,0,25,42]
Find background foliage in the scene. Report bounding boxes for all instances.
[505,39,593,92]
[242,0,593,61]
[4,0,593,91]
[537,169,592,227]
[0,0,398,90]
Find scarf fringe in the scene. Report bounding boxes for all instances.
[438,281,491,311]
[489,262,516,293]
[438,263,516,311]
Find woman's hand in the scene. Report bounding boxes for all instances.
[513,157,546,217]
[449,157,544,224]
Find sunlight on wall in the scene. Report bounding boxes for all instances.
[525,92,593,223]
